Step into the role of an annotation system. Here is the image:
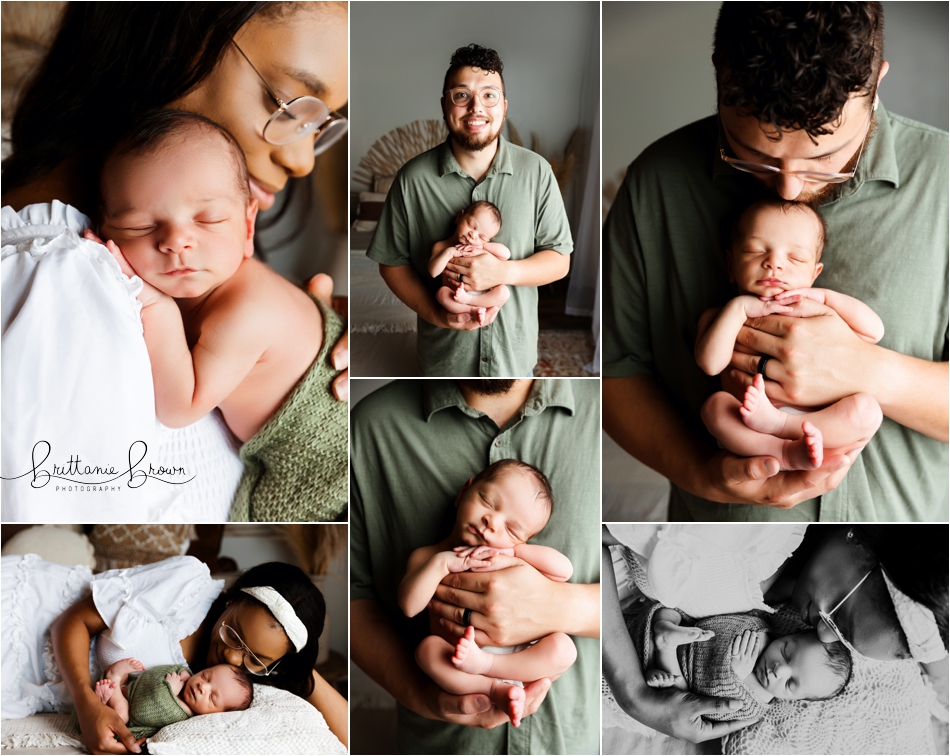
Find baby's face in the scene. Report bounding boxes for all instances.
[730,204,823,298]
[753,633,841,701]
[182,665,247,715]
[453,467,549,550]
[456,207,500,247]
[99,131,257,301]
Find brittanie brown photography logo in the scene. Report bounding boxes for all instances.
[1,440,195,492]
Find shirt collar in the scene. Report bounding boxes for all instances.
[439,134,514,179]
[423,379,576,422]
[710,105,901,200]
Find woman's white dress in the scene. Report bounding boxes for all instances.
[1,554,222,720]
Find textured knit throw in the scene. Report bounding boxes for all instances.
[123,665,192,740]
[230,297,348,522]
[626,600,770,723]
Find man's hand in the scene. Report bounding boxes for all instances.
[419,676,551,729]
[702,448,854,509]
[625,684,760,744]
[729,630,761,679]
[435,305,501,331]
[445,250,508,292]
[730,299,875,408]
[429,555,570,647]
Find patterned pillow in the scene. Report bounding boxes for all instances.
[90,525,195,572]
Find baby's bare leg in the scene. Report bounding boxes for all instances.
[454,285,510,309]
[452,626,575,681]
[97,658,144,723]
[741,375,882,447]
[646,608,713,690]
[416,635,526,727]
[437,285,485,316]
[702,392,823,470]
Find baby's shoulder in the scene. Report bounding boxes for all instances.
[210,259,319,330]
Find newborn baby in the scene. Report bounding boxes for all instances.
[94,659,253,739]
[88,109,346,521]
[696,198,884,469]
[640,605,851,721]
[399,459,577,727]
[429,200,512,325]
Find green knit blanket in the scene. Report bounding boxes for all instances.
[230,297,348,522]
[125,664,192,740]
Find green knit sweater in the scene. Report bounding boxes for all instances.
[230,297,348,522]
[123,664,192,740]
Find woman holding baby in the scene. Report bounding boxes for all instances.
[602,524,948,754]
[1,2,349,521]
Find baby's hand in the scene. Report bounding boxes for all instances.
[445,548,491,573]
[742,295,793,319]
[771,288,824,306]
[730,629,762,679]
[164,671,186,695]
[83,229,165,308]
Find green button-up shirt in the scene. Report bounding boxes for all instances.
[367,136,573,377]
[603,107,948,521]
[350,379,599,754]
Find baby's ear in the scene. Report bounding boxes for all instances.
[812,261,824,281]
[244,199,259,259]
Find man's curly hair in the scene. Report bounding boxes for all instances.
[443,44,505,95]
[714,3,884,138]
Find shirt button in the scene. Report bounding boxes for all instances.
[495,440,502,447]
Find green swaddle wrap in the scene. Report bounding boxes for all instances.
[230,297,348,522]
[125,664,193,740]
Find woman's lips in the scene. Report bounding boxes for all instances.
[249,177,279,210]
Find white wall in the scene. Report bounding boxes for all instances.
[350,1,599,190]
[603,1,950,181]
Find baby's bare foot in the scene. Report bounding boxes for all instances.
[653,620,715,651]
[783,422,823,470]
[476,307,487,326]
[453,287,473,304]
[489,680,526,728]
[645,670,681,688]
[95,679,117,705]
[452,625,493,675]
[739,374,787,435]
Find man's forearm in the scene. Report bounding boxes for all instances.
[868,350,948,442]
[505,249,570,287]
[379,263,443,326]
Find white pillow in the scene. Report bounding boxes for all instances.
[1,525,96,569]
[147,684,347,755]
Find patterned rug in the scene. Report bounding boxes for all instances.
[534,330,597,377]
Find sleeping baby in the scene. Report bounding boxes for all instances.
[429,200,511,326]
[635,604,851,722]
[398,459,577,727]
[696,198,884,469]
[86,108,346,521]
[93,659,253,739]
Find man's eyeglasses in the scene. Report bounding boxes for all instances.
[718,108,873,184]
[444,87,504,109]
[219,607,282,676]
[232,41,347,156]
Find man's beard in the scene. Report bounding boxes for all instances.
[801,115,878,207]
[458,379,517,396]
[448,117,504,152]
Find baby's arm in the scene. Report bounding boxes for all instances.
[165,671,193,715]
[773,288,885,343]
[510,544,573,582]
[398,545,493,618]
[482,241,511,261]
[429,238,462,277]
[696,296,794,375]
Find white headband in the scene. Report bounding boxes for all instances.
[241,586,308,653]
[881,570,946,664]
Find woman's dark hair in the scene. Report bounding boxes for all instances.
[4,3,266,196]
[197,561,327,699]
[852,526,949,650]
[442,44,506,95]
[713,3,884,138]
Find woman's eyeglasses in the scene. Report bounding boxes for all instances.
[219,607,282,676]
[232,41,347,156]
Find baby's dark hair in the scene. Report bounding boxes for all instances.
[100,109,251,211]
[462,200,502,230]
[226,665,255,712]
[731,198,827,260]
[443,44,505,95]
[471,459,553,526]
[802,632,852,700]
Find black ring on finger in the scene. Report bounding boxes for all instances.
[462,608,473,626]
[757,355,771,378]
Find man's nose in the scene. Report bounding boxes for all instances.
[774,173,806,201]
